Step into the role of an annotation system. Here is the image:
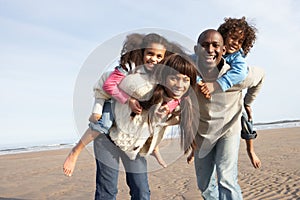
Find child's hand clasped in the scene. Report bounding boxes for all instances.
[128,97,142,114]
[198,81,211,99]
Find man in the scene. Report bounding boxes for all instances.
[193,29,264,199]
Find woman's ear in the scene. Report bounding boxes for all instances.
[194,45,198,54]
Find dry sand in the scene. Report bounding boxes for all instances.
[0,127,299,200]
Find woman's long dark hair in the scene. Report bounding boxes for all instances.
[143,53,199,153]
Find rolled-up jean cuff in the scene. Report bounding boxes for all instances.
[89,122,109,134]
[241,130,257,140]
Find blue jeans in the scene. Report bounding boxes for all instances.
[194,133,242,200]
[93,134,150,200]
[89,99,114,134]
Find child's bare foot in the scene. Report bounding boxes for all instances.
[151,150,167,168]
[247,150,261,169]
[63,150,79,176]
[187,151,194,164]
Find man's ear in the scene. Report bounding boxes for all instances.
[222,46,226,55]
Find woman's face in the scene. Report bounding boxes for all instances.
[143,43,166,71]
[165,73,190,99]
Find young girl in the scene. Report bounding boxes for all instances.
[191,17,261,168]
[63,33,181,176]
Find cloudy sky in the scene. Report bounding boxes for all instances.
[1,0,299,148]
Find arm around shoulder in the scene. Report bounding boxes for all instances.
[102,67,129,104]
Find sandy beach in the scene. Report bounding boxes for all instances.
[0,127,299,200]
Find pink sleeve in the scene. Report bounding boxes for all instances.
[102,68,129,104]
[166,99,180,113]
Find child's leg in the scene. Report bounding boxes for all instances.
[187,148,195,164]
[90,99,114,135]
[63,128,100,176]
[245,139,261,168]
[63,100,114,176]
[151,146,167,168]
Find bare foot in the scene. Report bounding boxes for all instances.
[187,151,194,164]
[151,150,167,168]
[63,150,79,176]
[247,150,261,169]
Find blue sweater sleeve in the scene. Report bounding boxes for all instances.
[217,50,248,91]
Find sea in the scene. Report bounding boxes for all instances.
[1,120,299,156]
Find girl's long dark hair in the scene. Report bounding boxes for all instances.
[120,33,144,71]
[120,33,171,72]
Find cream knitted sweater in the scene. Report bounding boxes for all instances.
[93,67,180,160]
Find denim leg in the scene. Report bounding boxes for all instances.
[126,172,150,200]
[93,133,150,200]
[122,154,150,200]
[194,148,219,200]
[94,134,120,200]
[94,160,119,200]
[215,133,243,200]
[90,99,114,134]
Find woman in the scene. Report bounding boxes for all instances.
[94,53,200,200]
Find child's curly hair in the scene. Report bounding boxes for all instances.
[217,16,257,56]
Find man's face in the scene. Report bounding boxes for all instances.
[194,30,225,69]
